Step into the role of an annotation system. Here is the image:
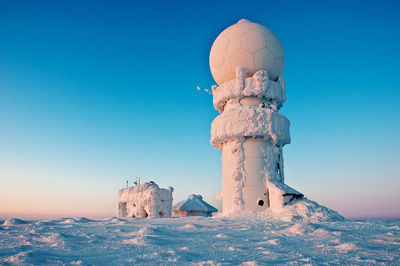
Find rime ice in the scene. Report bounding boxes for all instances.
[210,68,303,214]
[118,182,173,218]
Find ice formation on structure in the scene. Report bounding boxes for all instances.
[210,19,304,215]
[118,182,173,218]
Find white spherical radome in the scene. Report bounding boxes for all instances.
[209,19,285,85]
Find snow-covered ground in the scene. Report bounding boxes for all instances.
[1,215,399,265]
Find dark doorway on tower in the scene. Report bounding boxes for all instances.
[277,154,282,178]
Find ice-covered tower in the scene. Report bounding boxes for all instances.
[209,19,303,214]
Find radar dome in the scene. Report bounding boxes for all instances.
[209,19,285,85]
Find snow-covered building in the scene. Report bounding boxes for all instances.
[118,182,173,218]
[173,194,218,217]
[209,19,303,215]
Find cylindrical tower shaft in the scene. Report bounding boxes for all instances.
[210,68,302,214]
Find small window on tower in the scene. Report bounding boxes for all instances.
[258,200,264,206]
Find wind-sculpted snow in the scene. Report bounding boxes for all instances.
[1,216,399,264]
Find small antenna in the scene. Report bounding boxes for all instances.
[197,86,212,95]
[126,180,128,189]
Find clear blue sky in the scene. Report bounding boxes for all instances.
[1,0,399,219]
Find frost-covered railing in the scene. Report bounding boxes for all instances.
[210,68,290,150]
[210,108,290,150]
[211,68,286,113]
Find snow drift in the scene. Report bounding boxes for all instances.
[1,216,398,264]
